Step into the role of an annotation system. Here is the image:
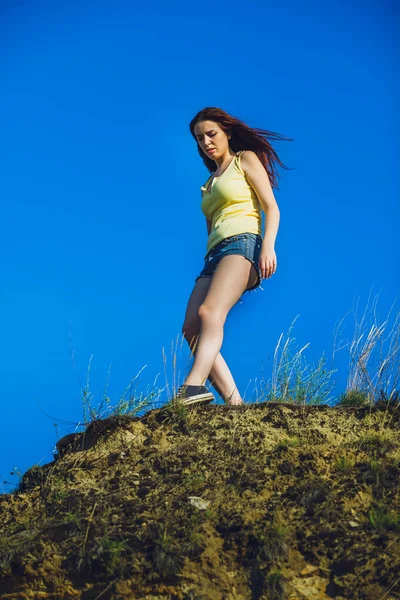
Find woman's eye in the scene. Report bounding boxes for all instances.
[197,133,216,141]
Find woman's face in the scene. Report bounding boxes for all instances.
[194,120,231,159]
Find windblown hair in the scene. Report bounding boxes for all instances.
[189,106,294,190]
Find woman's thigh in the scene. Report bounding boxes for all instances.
[201,254,253,318]
[196,233,262,294]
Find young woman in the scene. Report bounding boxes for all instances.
[172,107,292,407]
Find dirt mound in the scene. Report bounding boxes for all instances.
[0,401,399,599]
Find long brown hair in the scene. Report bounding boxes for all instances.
[189,106,294,190]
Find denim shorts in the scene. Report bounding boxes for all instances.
[195,233,264,302]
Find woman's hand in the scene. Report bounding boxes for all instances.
[259,240,277,279]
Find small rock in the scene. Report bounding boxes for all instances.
[290,575,329,599]
[188,496,211,510]
[300,564,318,576]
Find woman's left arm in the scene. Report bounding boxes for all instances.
[240,150,280,278]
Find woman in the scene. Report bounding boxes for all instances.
[171,107,292,407]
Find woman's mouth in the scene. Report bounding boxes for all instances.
[208,149,216,154]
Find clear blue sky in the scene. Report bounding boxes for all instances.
[1,0,398,492]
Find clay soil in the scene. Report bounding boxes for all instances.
[0,401,399,600]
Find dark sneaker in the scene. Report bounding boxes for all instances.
[171,384,214,406]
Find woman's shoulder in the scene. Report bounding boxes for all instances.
[237,150,262,173]
[235,150,258,165]
[238,150,258,159]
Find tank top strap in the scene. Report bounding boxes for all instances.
[235,150,245,164]
[234,150,245,172]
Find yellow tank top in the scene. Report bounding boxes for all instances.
[200,150,262,254]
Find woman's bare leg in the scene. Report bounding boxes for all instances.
[182,277,243,405]
[209,352,243,405]
[183,255,255,400]
[185,333,243,405]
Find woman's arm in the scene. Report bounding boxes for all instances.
[240,150,280,248]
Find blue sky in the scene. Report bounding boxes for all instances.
[0,0,398,492]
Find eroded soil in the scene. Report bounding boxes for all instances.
[0,401,399,599]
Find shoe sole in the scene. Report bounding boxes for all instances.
[178,393,214,406]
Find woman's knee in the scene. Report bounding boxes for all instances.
[198,303,226,325]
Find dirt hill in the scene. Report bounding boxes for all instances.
[0,400,399,599]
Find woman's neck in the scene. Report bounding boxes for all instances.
[214,151,235,174]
